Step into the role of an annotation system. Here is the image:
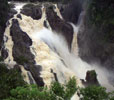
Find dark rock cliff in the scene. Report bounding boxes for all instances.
[0,0,17,52]
[0,0,9,50]
[46,7,73,49]
[82,70,99,87]
[60,0,84,24]
[78,0,114,82]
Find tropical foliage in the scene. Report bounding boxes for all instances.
[1,56,114,100]
[3,77,77,100]
[0,57,26,100]
[87,0,114,43]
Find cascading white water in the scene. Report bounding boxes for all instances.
[4,2,34,84]
[37,25,114,92]
[16,5,82,87]
[3,2,114,100]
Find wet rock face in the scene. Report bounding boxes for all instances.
[9,3,15,8]
[59,0,84,24]
[21,4,42,20]
[78,0,114,83]
[46,7,73,50]
[10,19,33,63]
[78,16,114,84]
[0,1,9,50]
[0,4,17,50]
[17,14,22,20]
[0,6,17,50]
[78,0,114,74]
[29,65,44,85]
[10,19,44,86]
[1,48,8,60]
[8,8,17,20]
[0,27,4,50]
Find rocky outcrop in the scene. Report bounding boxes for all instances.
[85,70,99,86]
[17,14,22,20]
[46,7,73,49]
[10,19,44,86]
[1,47,8,59]
[0,27,5,50]
[10,19,33,62]
[82,70,99,87]
[21,4,42,20]
[8,8,17,20]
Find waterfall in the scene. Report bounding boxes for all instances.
[16,3,82,87]
[2,1,114,100]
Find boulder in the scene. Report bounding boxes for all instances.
[17,14,22,20]
[8,8,17,20]
[82,70,99,86]
[21,4,42,20]
[1,47,8,60]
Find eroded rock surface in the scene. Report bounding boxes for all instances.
[59,0,84,24]
[21,4,42,20]
[46,7,73,49]
[10,19,44,86]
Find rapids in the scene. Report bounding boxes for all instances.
[2,1,114,100]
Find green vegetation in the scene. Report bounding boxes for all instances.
[3,77,77,100]
[80,86,109,100]
[0,56,4,61]
[50,77,77,100]
[80,85,114,100]
[63,77,78,99]
[87,0,114,43]
[88,0,114,26]
[3,82,114,100]
[0,57,26,99]
[0,56,114,100]
[0,58,114,100]
[0,67,113,100]
[0,58,77,100]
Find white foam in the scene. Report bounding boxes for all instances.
[14,2,27,13]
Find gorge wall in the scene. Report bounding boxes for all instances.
[0,0,114,99]
[78,0,114,84]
